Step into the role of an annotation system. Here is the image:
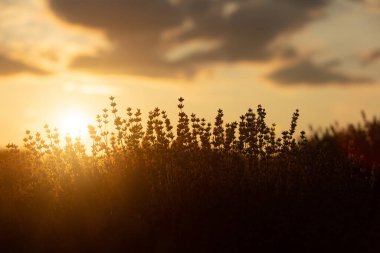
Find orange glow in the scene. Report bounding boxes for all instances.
[59,110,90,138]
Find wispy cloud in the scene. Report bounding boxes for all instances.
[269,59,373,85]
[0,54,48,76]
[361,49,380,65]
[0,0,106,75]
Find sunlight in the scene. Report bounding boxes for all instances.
[59,111,90,138]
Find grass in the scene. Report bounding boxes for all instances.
[1,97,380,252]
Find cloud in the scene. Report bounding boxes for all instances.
[0,0,106,74]
[47,0,331,77]
[362,49,380,65]
[352,0,380,6]
[0,54,48,76]
[269,59,373,85]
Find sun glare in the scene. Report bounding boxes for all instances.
[59,111,90,138]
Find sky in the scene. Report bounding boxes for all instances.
[1,0,380,146]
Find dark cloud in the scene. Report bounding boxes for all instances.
[269,60,372,85]
[48,0,330,77]
[176,0,330,61]
[352,0,380,6]
[49,0,182,34]
[0,54,48,76]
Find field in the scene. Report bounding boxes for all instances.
[1,97,380,252]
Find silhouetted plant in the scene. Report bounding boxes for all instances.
[1,96,379,253]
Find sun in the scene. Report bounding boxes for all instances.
[59,111,90,138]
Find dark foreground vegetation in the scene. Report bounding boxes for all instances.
[1,97,380,252]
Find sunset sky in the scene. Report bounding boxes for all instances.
[1,0,380,145]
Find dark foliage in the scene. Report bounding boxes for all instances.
[1,97,380,252]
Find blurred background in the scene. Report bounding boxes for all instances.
[1,0,380,145]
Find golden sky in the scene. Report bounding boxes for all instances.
[1,0,380,145]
